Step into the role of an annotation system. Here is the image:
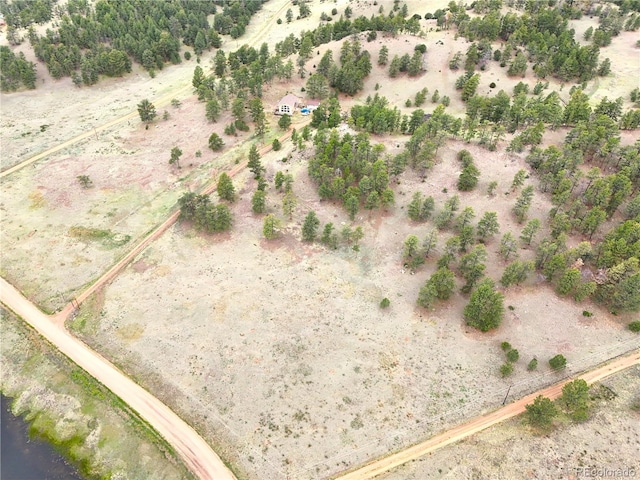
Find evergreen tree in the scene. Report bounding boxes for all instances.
[457,162,480,191]
[500,260,534,287]
[499,232,519,260]
[252,190,266,214]
[278,114,292,130]
[302,211,321,242]
[525,396,558,429]
[217,173,235,202]
[263,214,281,239]
[247,144,265,179]
[282,191,297,219]
[169,146,182,168]
[561,379,590,422]
[459,245,488,292]
[464,279,504,332]
[378,45,389,66]
[206,98,221,122]
[208,132,224,151]
[520,218,541,245]
[137,99,157,124]
[192,65,205,89]
[513,186,534,223]
[477,211,500,241]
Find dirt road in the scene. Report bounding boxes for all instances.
[0,277,237,480]
[333,349,640,480]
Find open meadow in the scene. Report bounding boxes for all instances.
[1,0,639,478]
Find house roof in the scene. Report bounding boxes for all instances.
[279,94,299,106]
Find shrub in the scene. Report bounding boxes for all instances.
[506,349,520,363]
[272,138,281,151]
[525,395,557,428]
[500,362,514,377]
[629,321,640,332]
[582,310,593,317]
[489,82,496,88]
[549,354,567,370]
[500,341,512,352]
[527,358,538,371]
[380,297,391,308]
[184,51,191,60]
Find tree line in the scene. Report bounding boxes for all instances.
[12,0,264,86]
[0,46,37,91]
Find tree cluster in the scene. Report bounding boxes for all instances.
[350,94,401,134]
[22,0,260,86]
[449,4,622,82]
[0,46,37,90]
[178,191,232,233]
[309,130,393,219]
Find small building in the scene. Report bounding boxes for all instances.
[306,99,320,112]
[276,94,300,115]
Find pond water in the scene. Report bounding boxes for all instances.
[1,394,84,480]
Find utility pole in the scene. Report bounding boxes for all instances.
[502,384,512,405]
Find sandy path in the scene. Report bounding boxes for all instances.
[0,277,236,480]
[333,350,640,480]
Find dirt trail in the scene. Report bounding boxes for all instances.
[0,0,293,178]
[0,277,236,480]
[54,120,305,323]
[333,350,640,480]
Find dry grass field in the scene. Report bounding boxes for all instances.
[1,1,639,479]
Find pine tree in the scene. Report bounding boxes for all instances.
[500,260,534,287]
[302,211,320,242]
[252,190,266,214]
[464,279,504,332]
[378,45,389,66]
[513,186,534,223]
[499,232,519,261]
[247,145,265,179]
[263,214,280,239]
[520,219,541,245]
[477,211,500,241]
[206,98,221,122]
[282,191,296,219]
[169,146,182,168]
[137,99,157,124]
[525,396,557,428]
[208,132,224,151]
[217,173,235,202]
[457,162,480,191]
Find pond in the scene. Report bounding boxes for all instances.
[1,394,84,480]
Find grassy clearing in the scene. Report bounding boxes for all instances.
[0,308,195,480]
[68,226,131,248]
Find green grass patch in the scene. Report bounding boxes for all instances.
[68,226,131,248]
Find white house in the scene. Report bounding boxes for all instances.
[276,94,299,115]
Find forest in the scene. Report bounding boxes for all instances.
[1,0,265,86]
